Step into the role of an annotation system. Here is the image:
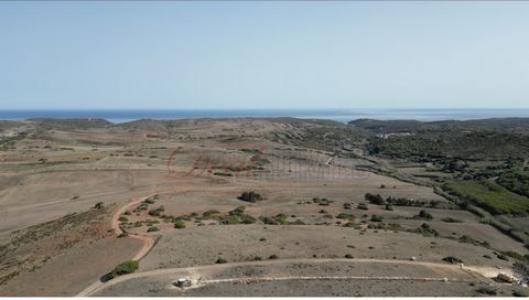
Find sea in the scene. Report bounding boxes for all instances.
[1,109,529,124]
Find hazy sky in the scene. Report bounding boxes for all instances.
[1,1,529,109]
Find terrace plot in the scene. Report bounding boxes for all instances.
[138,225,510,271]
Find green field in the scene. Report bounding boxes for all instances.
[443,180,529,215]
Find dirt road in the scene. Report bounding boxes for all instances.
[79,256,514,296]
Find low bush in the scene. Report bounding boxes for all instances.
[289,219,305,225]
[357,203,368,210]
[216,257,227,264]
[202,210,220,218]
[312,197,333,206]
[336,213,355,220]
[415,210,433,220]
[370,215,384,222]
[238,191,263,203]
[365,193,385,205]
[102,260,139,281]
[476,287,497,296]
[148,206,165,217]
[94,202,104,209]
[442,256,463,264]
[147,226,159,232]
[143,198,156,204]
[174,220,186,229]
[269,254,278,260]
[441,217,462,223]
[229,206,246,216]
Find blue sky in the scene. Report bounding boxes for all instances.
[1,1,528,109]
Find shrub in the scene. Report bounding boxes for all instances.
[219,215,241,225]
[415,210,433,220]
[102,260,139,281]
[117,232,128,238]
[269,254,278,260]
[238,191,263,203]
[343,222,356,227]
[513,290,528,297]
[336,213,355,220]
[413,223,438,237]
[240,214,257,224]
[313,197,333,206]
[216,257,227,264]
[289,219,305,225]
[94,202,104,209]
[174,220,186,229]
[202,210,220,218]
[365,193,385,205]
[357,203,368,210]
[229,206,246,216]
[442,217,462,223]
[370,215,383,222]
[476,287,497,296]
[345,254,354,259]
[385,204,393,211]
[260,214,288,225]
[147,226,159,232]
[143,198,155,204]
[118,216,128,222]
[442,256,463,264]
[148,206,165,217]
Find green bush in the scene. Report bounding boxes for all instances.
[357,203,368,210]
[147,226,159,232]
[365,193,385,205]
[476,287,496,296]
[336,213,355,220]
[219,215,241,225]
[240,214,257,224]
[269,254,278,260]
[216,257,227,264]
[229,206,246,216]
[202,210,220,218]
[441,217,462,223]
[238,191,263,203]
[94,202,104,209]
[143,198,155,204]
[415,210,433,220]
[102,260,139,281]
[118,216,128,222]
[370,215,383,222]
[174,220,186,229]
[442,256,463,264]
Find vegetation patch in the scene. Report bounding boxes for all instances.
[238,191,263,203]
[101,260,139,282]
[443,180,529,215]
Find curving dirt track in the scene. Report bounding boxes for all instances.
[81,256,515,296]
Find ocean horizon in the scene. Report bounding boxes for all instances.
[1,108,529,124]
